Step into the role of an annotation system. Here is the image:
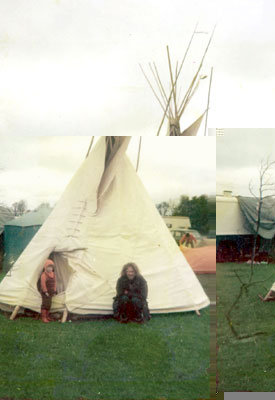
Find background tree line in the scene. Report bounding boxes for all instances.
[156,195,216,235]
[6,196,216,236]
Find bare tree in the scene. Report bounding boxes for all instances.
[248,158,275,282]
[156,201,170,216]
[225,158,275,339]
[12,200,27,216]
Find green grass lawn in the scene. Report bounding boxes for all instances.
[0,273,210,400]
[196,274,216,304]
[217,263,275,392]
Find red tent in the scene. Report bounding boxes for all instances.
[180,245,216,274]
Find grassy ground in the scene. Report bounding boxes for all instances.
[197,274,216,304]
[196,273,216,396]
[0,273,210,400]
[217,262,275,392]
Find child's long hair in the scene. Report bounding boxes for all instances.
[120,262,140,277]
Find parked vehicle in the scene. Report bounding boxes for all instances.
[163,216,191,231]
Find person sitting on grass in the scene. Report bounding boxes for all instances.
[113,262,150,323]
[258,288,275,302]
[38,259,57,323]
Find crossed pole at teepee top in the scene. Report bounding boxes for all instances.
[140,24,216,136]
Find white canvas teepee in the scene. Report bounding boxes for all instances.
[0,137,210,316]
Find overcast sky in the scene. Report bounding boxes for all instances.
[0,136,216,209]
[0,0,274,136]
[217,129,275,196]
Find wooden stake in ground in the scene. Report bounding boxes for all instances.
[10,305,20,320]
[61,307,68,323]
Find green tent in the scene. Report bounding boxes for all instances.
[0,206,14,270]
[4,205,52,271]
[0,206,14,235]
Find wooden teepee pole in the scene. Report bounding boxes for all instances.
[204,67,213,136]
[150,63,173,118]
[174,61,179,109]
[174,22,199,85]
[156,24,199,136]
[167,46,178,119]
[136,137,142,172]
[85,136,94,158]
[178,25,216,119]
[156,94,173,136]
[139,64,168,117]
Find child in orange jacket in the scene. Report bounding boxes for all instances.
[39,259,57,323]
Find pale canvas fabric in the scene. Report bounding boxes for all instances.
[181,112,206,136]
[0,137,210,314]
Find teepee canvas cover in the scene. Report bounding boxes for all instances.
[0,137,209,315]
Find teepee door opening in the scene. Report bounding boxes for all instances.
[50,252,74,294]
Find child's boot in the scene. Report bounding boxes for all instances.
[41,309,49,323]
[46,310,54,321]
